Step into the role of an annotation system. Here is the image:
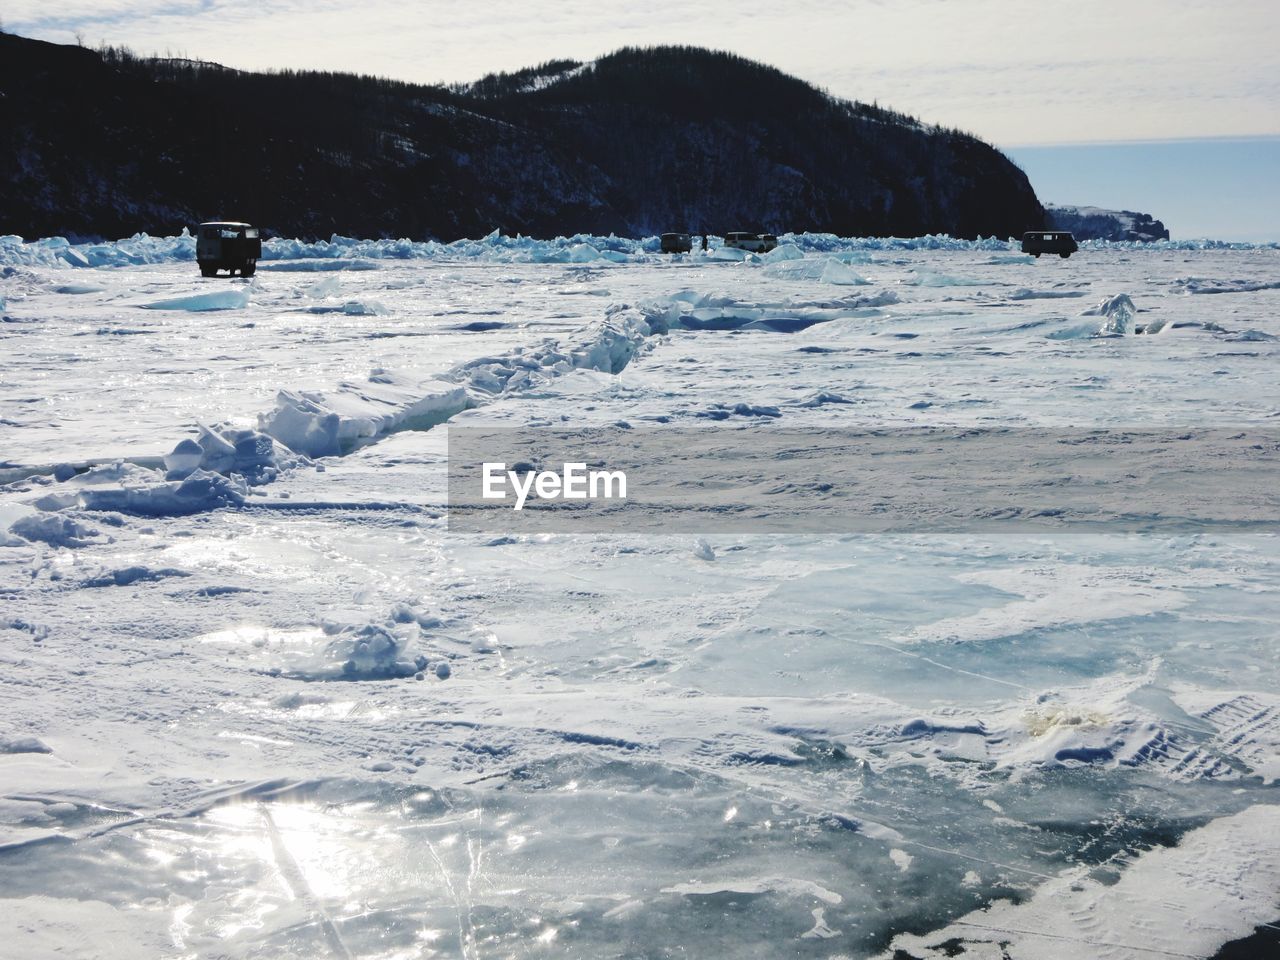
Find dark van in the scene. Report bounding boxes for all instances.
[1022,231,1078,258]
[197,222,262,277]
[660,232,693,254]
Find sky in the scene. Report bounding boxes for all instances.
[6,0,1278,237]
[1009,137,1280,242]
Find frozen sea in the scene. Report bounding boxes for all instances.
[1,234,1278,959]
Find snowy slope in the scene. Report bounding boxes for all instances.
[1047,204,1172,242]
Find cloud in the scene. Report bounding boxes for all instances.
[7,0,1278,144]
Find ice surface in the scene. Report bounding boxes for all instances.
[2,239,1279,958]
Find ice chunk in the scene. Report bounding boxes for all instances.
[9,513,98,548]
[258,258,379,272]
[344,299,387,315]
[1081,293,1136,335]
[1006,288,1087,300]
[0,736,52,754]
[0,502,38,546]
[903,270,984,287]
[259,393,342,458]
[1046,294,1139,339]
[78,469,247,516]
[196,424,237,474]
[140,288,250,312]
[819,259,869,286]
[567,243,603,263]
[327,624,418,680]
[764,258,825,280]
[163,438,204,476]
[305,275,342,298]
[762,243,805,262]
[795,391,857,408]
[228,429,283,483]
[259,373,467,457]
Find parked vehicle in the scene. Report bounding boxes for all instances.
[1021,230,1078,259]
[724,232,779,253]
[196,221,262,276]
[660,232,692,254]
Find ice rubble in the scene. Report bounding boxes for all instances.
[6,429,292,518]
[808,665,1255,790]
[982,669,1198,776]
[667,290,896,333]
[7,513,99,548]
[1,277,904,526]
[318,622,420,681]
[78,468,248,516]
[303,298,388,315]
[247,287,891,464]
[190,607,451,682]
[3,229,1275,270]
[3,299,676,519]
[259,373,467,458]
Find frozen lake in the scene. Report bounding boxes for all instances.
[2,237,1278,958]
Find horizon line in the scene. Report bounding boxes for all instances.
[1002,133,1280,150]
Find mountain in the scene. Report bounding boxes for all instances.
[1046,204,1170,242]
[0,33,1046,241]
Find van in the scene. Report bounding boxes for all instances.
[1021,231,1078,259]
[196,222,262,277]
[724,232,779,254]
[660,232,692,253]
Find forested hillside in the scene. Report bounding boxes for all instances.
[0,33,1046,240]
